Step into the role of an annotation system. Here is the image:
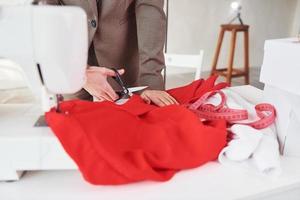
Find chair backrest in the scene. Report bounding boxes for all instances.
[164,50,204,80]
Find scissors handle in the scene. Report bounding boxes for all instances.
[111,68,130,100]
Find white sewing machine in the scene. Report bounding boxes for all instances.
[0,4,88,111]
[0,4,88,180]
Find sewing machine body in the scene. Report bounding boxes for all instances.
[0,5,88,111]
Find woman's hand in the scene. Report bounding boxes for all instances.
[141,90,179,107]
[84,67,124,101]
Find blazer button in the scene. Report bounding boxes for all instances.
[91,20,97,28]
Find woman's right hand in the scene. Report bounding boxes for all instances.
[84,67,125,102]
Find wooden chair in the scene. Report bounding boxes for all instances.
[164,50,204,81]
[210,24,249,85]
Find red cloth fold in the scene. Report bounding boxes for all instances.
[46,76,228,185]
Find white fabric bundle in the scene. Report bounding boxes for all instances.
[0,59,34,104]
[0,59,27,90]
[219,124,281,176]
[207,88,281,176]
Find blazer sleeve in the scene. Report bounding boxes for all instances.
[135,0,166,90]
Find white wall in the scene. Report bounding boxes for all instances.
[0,0,32,4]
[292,0,300,35]
[167,0,298,71]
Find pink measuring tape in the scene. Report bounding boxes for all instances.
[188,90,276,130]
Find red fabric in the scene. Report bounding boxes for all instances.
[46,76,228,185]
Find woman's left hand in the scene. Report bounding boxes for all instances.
[141,90,179,107]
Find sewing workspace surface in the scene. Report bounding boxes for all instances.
[1,85,300,200]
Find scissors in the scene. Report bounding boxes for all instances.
[111,68,147,103]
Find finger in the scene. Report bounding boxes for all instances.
[90,86,114,102]
[86,66,98,71]
[97,97,104,102]
[142,91,166,107]
[98,67,125,76]
[141,93,151,104]
[157,96,171,106]
[161,95,174,106]
[87,67,125,77]
[88,88,104,101]
[103,83,118,100]
[164,93,179,105]
[146,94,166,107]
[101,68,125,77]
[100,68,116,76]
[86,67,108,74]
[160,93,176,105]
[154,98,167,107]
[87,67,116,76]
[94,96,104,102]
[117,69,125,75]
[99,92,114,102]
[85,82,117,101]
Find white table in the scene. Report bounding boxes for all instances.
[1,86,300,200]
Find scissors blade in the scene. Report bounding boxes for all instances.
[115,86,148,104]
[128,86,148,93]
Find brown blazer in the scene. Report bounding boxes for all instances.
[41,0,166,98]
